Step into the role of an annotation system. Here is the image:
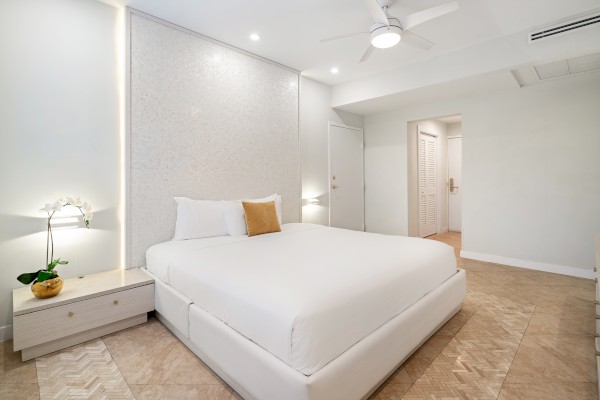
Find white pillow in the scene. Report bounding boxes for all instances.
[224,194,282,236]
[173,197,228,240]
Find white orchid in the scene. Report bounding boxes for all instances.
[64,196,82,207]
[40,202,63,213]
[35,196,94,277]
[81,202,93,225]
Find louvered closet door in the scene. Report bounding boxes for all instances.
[418,132,437,237]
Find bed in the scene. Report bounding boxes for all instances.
[142,222,466,400]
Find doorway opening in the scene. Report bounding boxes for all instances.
[407,114,462,238]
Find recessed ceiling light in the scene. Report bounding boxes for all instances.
[249,33,260,41]
[330,67,339,74]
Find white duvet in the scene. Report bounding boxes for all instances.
[146,223,457,376]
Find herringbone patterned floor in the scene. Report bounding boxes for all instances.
[0,232,595,399]
[369,232,596,400]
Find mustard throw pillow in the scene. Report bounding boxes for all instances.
[242,201,281,237]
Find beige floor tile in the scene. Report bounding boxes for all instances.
[0,341,38,384]
[147,340,224,385]
[0,384,40,400]
[402,329,521,400]
[384,366,413,385]
[461,259,520,274]
[505,334,596,383]
[526,307,594,335]
[534,297,595,314]
[130,384,232,400]
[467,270,540,287]
[402,333,454,382]
[102,318,180,384]
[467,289,536,312]
[461,304,533,334]
[436,301,479,337]
[498,383,598,400]
[369,383,413,400]
[403,374,502,400]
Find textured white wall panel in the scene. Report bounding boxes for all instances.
[129,13,300,267]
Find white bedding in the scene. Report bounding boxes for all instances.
[146,223,457,376]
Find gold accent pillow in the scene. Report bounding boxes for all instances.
[242,201,281,237]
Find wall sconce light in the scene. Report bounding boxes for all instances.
[302,198,320,207]
[49,216,81,230]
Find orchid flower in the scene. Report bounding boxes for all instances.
[18,196,94,285]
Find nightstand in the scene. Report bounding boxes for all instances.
[13,268,154,361]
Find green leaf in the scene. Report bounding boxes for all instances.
[47,258,68,271]
[37,270,53,283]
[17,271,41,285]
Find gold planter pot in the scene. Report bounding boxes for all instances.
[31,277,64,299]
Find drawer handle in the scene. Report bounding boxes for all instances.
[113,300,119,305]
[68,311,74,317]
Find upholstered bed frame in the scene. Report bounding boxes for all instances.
[144,267,466,400]
[128,9,467,399]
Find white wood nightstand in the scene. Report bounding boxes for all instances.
[13,268,154,361]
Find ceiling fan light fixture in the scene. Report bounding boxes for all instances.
[370,23,402,49]
[371,31,401,48]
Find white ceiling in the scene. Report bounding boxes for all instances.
[100,0,600,86]
[436,115,462,124]
[97,0,600,115]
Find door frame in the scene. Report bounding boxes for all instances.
[327,121,365,230]
[417,127,440,238]
[447,135,462,232]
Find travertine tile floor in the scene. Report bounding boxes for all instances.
[0,231,595,399]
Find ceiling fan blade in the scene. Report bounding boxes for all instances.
[397,1,459,30]
[362,0,389,26]
[359,45,375,63]
[320,32,368,43]
[400,30,435,50]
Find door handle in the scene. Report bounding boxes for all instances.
[449,178,459,192]
[332,184,339,189]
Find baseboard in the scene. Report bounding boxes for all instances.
[460,250,595,279]
[0,324,13,342]
[439,227,449,234]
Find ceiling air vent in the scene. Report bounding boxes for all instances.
[529,13,600,43]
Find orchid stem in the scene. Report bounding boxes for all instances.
[49,219,54,265]
[46,217,50,268]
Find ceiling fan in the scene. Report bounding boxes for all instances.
[321,0,459,62]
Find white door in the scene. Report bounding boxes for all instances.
[418,131,437,237]
[448,137,462,232]
[329,123,364,231]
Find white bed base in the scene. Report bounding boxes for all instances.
[145,268,466,400]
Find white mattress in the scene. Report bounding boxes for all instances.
[146,223,457,376]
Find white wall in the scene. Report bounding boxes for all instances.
[128,13,300,267]
[300,77,363,226]
[0,0,122,339]
[364,71,600,276]
[447,122,462,137]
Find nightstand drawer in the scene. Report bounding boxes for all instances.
[14,283,154,350]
